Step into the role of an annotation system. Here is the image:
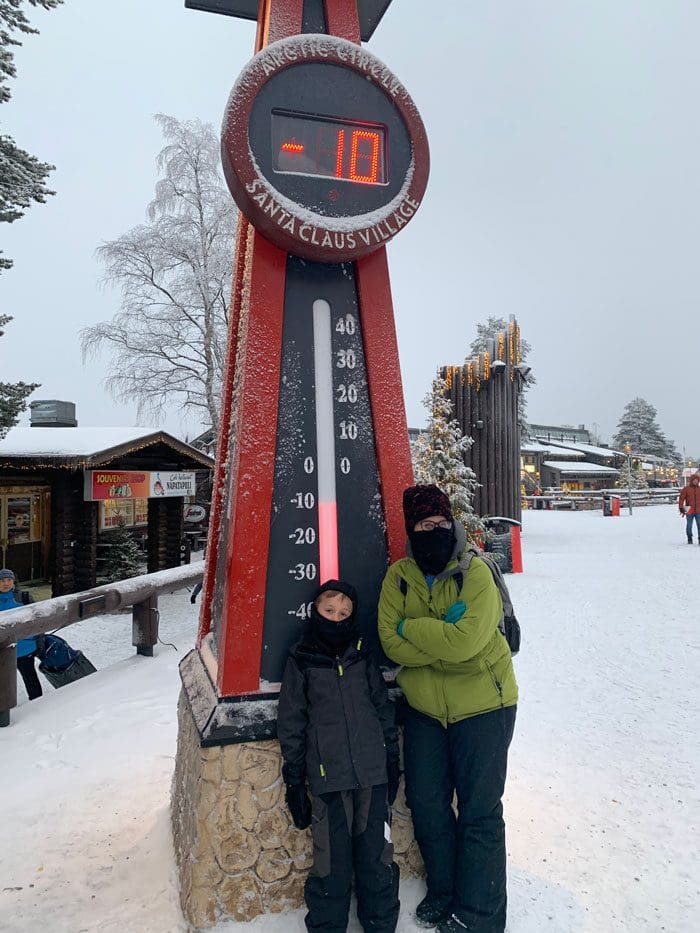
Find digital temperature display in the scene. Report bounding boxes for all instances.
[272,110,387,185]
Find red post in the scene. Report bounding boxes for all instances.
[356,247,414,564]
[611,496,621,517]
[510,525,523,573]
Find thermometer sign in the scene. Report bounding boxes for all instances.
[199,29,426,703]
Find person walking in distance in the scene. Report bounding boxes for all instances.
[679,472,700,544]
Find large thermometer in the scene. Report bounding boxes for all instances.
[192,27,429,717]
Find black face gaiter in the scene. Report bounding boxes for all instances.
[311,607,356,653]
[408,527,456,575]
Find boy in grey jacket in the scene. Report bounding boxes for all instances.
[277,579,400,933]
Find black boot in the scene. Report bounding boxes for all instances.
[416,893,453,928]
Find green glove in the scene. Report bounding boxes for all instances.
[444,600,466,624]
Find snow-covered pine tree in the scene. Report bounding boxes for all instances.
[100,519,143,584]
[612,397,679,462]
[412,374,484,543]
[0,315,38,438]
[1,1,62,272]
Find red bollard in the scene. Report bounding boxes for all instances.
[510,525,523,573]
[611,496,621,517]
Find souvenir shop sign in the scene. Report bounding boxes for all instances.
[84,470,196,501]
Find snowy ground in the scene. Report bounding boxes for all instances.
[1,506,698,932]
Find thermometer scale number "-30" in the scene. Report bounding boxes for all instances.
[261,259,388,682]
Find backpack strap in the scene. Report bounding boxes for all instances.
[471,550,514,617]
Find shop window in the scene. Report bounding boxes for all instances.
[99,497,149,530]
[7,497,37,544]
[100,498,134,530]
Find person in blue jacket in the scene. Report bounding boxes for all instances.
[0,569,42,700]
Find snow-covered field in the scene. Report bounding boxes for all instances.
[1,506,698,932]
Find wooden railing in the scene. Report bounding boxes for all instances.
[524,487,680,510]
[0,563,203,727]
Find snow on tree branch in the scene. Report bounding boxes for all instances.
[0,314,39,437]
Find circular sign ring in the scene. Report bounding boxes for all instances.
[221,34,430,263]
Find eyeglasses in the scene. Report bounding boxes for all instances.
[415,519,452,532]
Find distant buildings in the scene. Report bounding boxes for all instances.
[522,424,677,490]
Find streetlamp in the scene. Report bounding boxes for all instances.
[623,443,633,515]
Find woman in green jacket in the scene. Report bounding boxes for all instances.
[378,485,517,933]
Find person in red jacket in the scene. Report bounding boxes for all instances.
[678,473,700,543]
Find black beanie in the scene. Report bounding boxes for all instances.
[313,579,358,616]
[402,484,453,533]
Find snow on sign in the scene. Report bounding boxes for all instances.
[221,33,429,262]
[84,470,195,501]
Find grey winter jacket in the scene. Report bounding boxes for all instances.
[277,634,398,796]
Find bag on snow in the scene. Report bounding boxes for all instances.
[38,633,97,688]
[397,548,521,655]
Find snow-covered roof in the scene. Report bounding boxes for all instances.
[0,426,159,458]
[543,460,620,475]
[541,440,625,459]
[522,442,584,458]
[0,426,214,468]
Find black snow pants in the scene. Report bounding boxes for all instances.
[17,654,43,700]
[305,783,399,933]
[403,705,517,933]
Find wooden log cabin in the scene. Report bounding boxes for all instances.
[0,410,213,596]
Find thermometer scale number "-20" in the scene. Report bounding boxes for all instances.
[261,258,388,682]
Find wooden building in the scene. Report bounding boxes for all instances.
[0,425,213,595]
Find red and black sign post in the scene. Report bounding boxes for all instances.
[182,0,429,742]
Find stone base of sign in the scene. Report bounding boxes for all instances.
[171,683,424,929]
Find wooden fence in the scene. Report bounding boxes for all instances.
[524,487,680,511]
[0,563,203,727]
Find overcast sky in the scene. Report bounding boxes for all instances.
[2,0,699,455]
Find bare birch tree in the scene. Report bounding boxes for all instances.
[81,114,236,435]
